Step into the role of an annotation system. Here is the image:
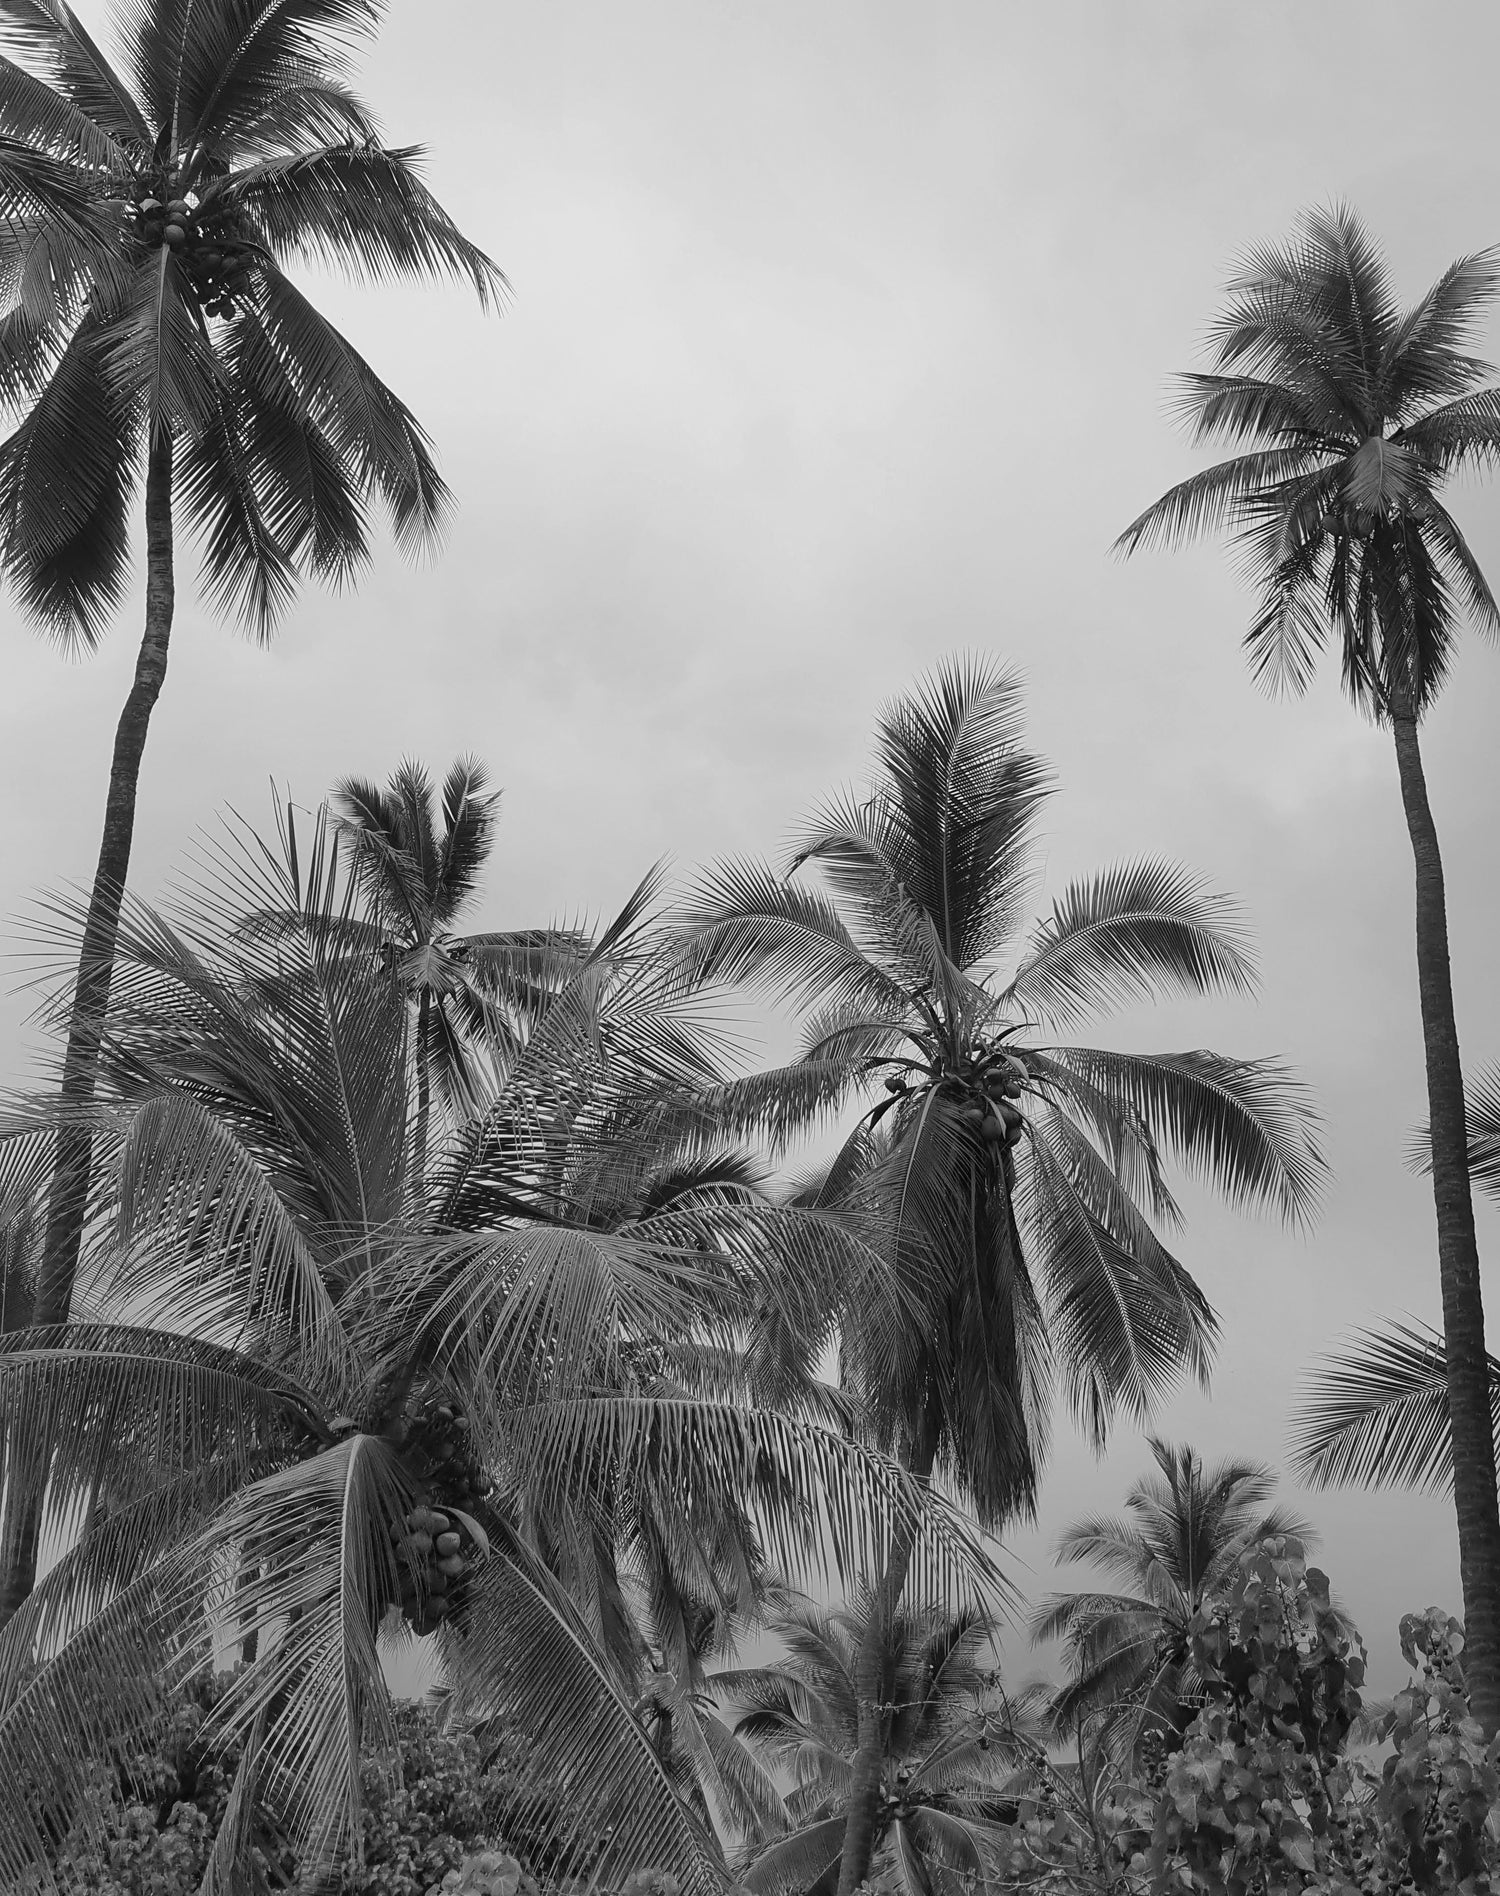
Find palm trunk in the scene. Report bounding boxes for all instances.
[1390,704,1500,1734]
[0,435,175,1628]
[836,1403,940,1896]
[412,990,431,1199]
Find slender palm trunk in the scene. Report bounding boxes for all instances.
[0,436,175,1628]
[1390,705,1500,1734]
[412,989,431,1198]
[837,1403,940,1896]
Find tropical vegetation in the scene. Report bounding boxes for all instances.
[1030,1438,1312,1756]
[0,0,504,1629]
[0,122,1495,1893]
[676,654,1324,1891]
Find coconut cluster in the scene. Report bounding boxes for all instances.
[129,191,256,318]
[953,1047,1029,1149]
[389,1395,493,1637]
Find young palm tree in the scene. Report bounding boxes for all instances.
[676,655,1325,1891]
[718,1590,1023,1896]
[0,0,504,1358]
[1116,202,1500,1728]
[320,754,584,1185]
[1031,1438,1311,1754]
[0,808,996,1887]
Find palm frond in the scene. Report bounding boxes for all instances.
[443,1526,726,1895]
[1004,859,1257,1029]
[1288,1318,1500,1493]
[0,0,149,146]
[1036,1046,1326,1226]
[230,141,506,307]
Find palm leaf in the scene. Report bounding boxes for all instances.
[1289,1318,1500,1493]
[1004,858,1257,1029]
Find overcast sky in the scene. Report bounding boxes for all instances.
[4,0,1500,1689]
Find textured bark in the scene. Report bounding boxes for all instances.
[0,435,175,1629]
[836,1405,940,1896]
[1391,706,1500,1735]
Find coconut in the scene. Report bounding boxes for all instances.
[428,1512,451,1533]
[435,1531,462,1556]
[981,1118,1006,1143]
[404,1530,434,1558]
[436,1553,464,1578]
[164,224,186,246]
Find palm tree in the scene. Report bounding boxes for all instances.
[719,1590,1024,1896]
[1115,202,1500,1729]
[0,0,505,1363]
[1031,1437,1311,1754]
[321,754,584,1186]
[676,655,1325,1891]
[0,805,997,1887]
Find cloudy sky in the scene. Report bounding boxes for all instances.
[5,0,1500,1689]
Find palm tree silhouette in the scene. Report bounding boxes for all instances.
[1117,202,1500,1727]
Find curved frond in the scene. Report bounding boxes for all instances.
[1036,1046,1326,1227]
[229,141,506,307]
[1005,859,1257,1030]
[1288,1318,1500,1493]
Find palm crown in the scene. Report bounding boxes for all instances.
[680,656,1325,1525]
[1115,202,1500,717]
[719,1590,1020,1896]
[323,755,587,1173]
[0,0,503,636]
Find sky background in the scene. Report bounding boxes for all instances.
[4,0,1500,1692]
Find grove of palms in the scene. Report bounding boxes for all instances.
[0,33,1495,1880]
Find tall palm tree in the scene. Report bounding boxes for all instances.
[718,1590,1024,1896]
[322,754,584,1185]
[1031,1437,1311,1754]
[0,0,504,1361]
[0,807,997,1887]
[1115,202,1500,1729]
[676,655,1325,1891]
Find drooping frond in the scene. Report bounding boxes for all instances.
[228,141,507,307]
[1289,1319,1500,1493]
[1035,1046,1326,1227]
[443,1528,731,1896]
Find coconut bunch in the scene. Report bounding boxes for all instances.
[335,1392,494,1636]
[882,1042,1030,1150]
[129,188,257,318]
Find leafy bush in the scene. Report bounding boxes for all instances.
[47,1680,527,1896]
[999,1539,1500,1895]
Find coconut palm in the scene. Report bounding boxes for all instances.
[1115,202,1500,1728]
[676,654,1324,1893]
[0,806,996,1888]
[718,1590,1024,1896]
[1030,1438,1312,1755]
[0,0,504,1380]
[317,754,585,1186]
